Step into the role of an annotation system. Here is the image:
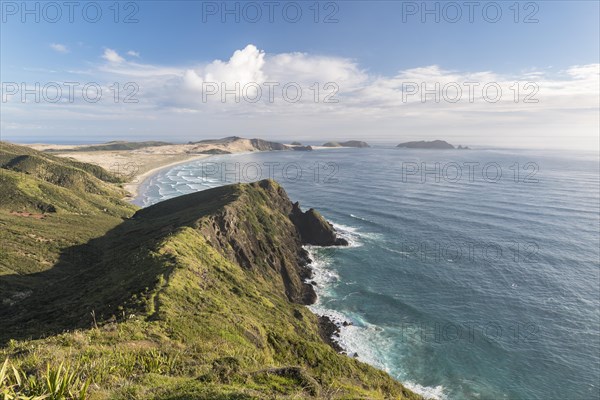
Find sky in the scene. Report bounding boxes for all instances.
[1,0,599,149]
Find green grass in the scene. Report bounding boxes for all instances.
[0,143,421,400]
[1,357,90,399]
[43,141,172,152]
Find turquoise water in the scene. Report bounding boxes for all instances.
[135,147,600,400]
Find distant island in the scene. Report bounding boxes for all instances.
[322,141,370,148]
[397,140,469,150]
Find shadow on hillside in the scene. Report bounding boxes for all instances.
[0,215,172,345]
[0,183,249,345]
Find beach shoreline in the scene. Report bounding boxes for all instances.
[20,140,351,207]
[123,154,211,202]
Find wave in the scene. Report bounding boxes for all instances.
[350,213,373,223]
[331,221,383,245]
[329,222,362,247]
[305,246,446,400]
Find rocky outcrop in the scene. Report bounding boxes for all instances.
[290,202,348,246]
[290,145,313,151]
[189,136,290,151]
[187,180,347,305]
[249,138,288,151]
[322,141,370,148]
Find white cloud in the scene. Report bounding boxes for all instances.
[183,44,266,91]
[565,64,599,80]
[102,48,125,63]
[50,43,69,54]
[127,50,140,58]
[2,44,598,149]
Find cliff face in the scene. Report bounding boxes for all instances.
[194,180,345,304]
[290,202,349,246]
[249,138,289,151]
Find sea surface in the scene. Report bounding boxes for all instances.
[135,147,600,400]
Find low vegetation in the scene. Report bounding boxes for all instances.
[0,142,420,399]
[43,141,173,153]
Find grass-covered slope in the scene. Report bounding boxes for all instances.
[0,143,420,399]
[44,141,173,152]
[0,142,137,280]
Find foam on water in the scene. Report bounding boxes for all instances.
[306,241,447,400]
[331,221,384,246]
[329,222,362,247]
[350,213,373,223]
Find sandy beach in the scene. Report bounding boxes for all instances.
[38,151,210,201]
[122,154,213,200]
[25,138,298,202]
[23,138,349,203]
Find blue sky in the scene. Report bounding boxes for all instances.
[1,1,599,148]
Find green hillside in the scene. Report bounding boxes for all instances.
[44,141,173,152]
[0,142,420,400]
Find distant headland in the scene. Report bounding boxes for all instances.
[397,140,469,150]
[322,141,370,148]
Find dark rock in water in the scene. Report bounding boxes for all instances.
[457,145,470,150]
[289,202,349,246]
[318,316,344,353]
[302,287,318,304]
[397,140,455,149]
[299,248,312,266]
[291,141,302,146]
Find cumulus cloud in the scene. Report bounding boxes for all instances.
[102,48,125,63]
[183,44,266,91]
[2,44,598,149]
[50,43,69,54]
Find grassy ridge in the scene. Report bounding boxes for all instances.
[0,143,421,399]
[0,142,137,299]
[43,141,173,152]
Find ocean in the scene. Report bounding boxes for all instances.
[134,146,600,400]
